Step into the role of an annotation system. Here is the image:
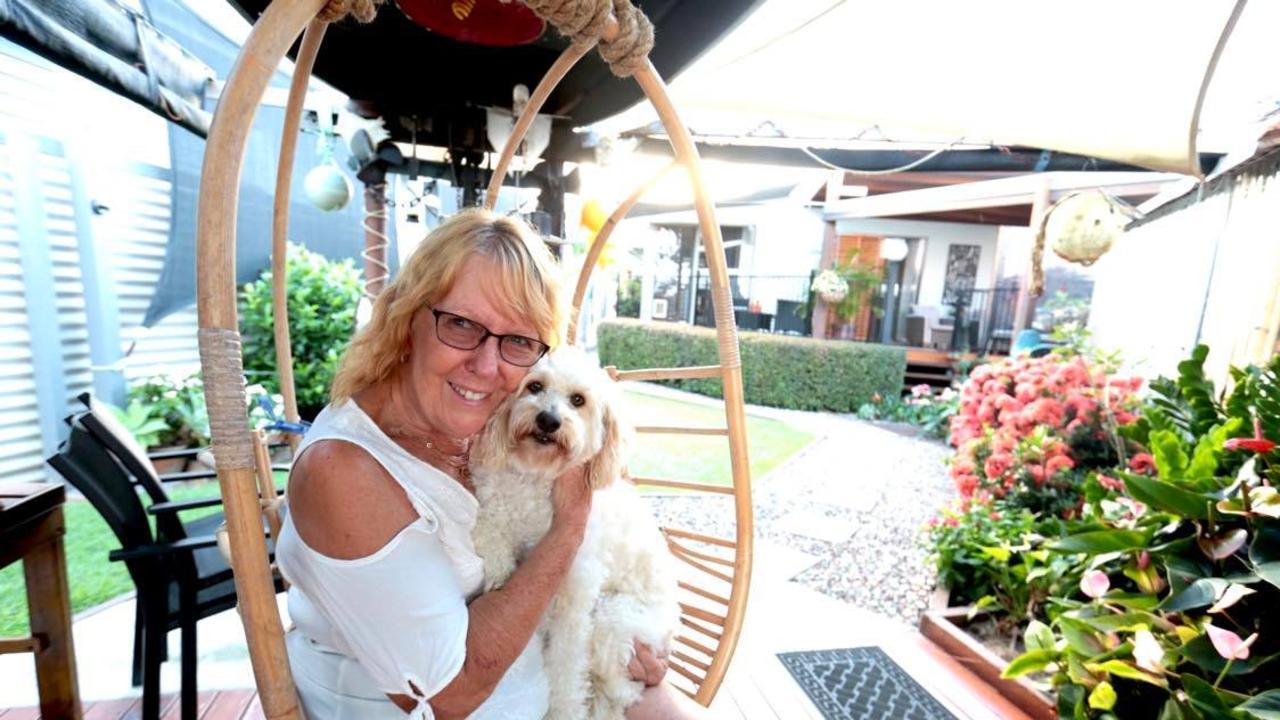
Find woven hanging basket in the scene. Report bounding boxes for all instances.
[1043,190,1136,266]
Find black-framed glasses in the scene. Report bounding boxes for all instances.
[429,308,549,367]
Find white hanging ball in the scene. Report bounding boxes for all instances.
[304,164,353,211]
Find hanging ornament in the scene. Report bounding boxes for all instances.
[396,0,544,46]
[305,109,354,212]
[305,164,353,211]
[1041,190,1140,267]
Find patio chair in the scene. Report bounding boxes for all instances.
[47,419,244,720]
[198,3,752,717]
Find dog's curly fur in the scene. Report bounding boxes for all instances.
[469,347,680,720]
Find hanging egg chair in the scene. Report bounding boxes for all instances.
[195,1,753,716]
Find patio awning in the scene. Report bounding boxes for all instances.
[595,0,1269,177]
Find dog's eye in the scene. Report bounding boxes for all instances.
[526,381,544,394]
[570,393,586,407]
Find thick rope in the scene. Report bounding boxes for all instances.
[510,0,654,77]
[318,0,383,24]
[596,0,653,77]
[198,328,255,470]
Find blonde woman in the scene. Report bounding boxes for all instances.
[276,209,709,720]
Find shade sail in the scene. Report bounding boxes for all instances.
[599,0,1258,177]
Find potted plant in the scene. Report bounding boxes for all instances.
[810,252,882,330]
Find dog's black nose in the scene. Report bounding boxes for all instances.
[535,411,561,433]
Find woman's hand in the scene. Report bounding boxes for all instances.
[628,641,669,687]
[550,463,592,532]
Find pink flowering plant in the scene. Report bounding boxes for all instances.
[948,351,1143,517]
[1001,346,1280,719]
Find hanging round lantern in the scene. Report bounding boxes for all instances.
[304,164,353,212]
[1042,190,1137,266]
[395,0,545,46]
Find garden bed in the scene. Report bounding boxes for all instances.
[920,606,1055,720]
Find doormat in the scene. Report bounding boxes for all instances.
[777,646,958,720]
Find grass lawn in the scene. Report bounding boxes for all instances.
[623,389,815,489]
[0,394,813,636]
[0,479,251,638]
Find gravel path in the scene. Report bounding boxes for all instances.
[636,385,958,626]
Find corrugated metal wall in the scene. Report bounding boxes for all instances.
[0,39,200,480]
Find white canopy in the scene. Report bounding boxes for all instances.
[595,0,1277,177]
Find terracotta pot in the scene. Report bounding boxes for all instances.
[919,606,1056,720]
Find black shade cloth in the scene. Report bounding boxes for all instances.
[777,647,959,720]
[141,0,392,326]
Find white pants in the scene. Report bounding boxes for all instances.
[288,630,412,719]
[287,629,550,720]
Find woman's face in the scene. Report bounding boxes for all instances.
[405,255,541,439]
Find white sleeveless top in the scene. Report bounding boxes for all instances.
[276,400,548,720]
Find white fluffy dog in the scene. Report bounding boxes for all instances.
[469,346,681,720]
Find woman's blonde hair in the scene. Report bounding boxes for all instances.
[330,208,564,403]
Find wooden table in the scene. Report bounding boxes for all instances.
[0,482,82,719]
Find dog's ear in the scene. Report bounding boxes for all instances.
[586,388,630,490]
[469,392,515,474]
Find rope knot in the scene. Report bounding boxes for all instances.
[597,0,653,77]
[318,0,384,24]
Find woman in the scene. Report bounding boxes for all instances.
[276,209,713,719]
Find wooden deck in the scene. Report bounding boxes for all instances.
[0,689,263,720]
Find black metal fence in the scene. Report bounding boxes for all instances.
[948,282,1020,354]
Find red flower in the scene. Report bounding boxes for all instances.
[1128,453,1156,475]
[1225,437,1277,454]
[1224,417,1276,454]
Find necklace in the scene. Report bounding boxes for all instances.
[383,424,473,484]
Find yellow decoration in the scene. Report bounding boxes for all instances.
[580,198,608,234]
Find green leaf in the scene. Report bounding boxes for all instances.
[1025,620,1055,652]
[1182,674,1241,720]
[1058,684,1087,720]
[1162,578,1228,612]
[1104,592,1162,610]
[1050,529,1149,554]
[1122,471,1214,519]
[1238,690,1280,719]
[1250,525,1280,590]
[1188,421,1242,483]
[1002,649,1058,678]
[1088,681,1117,711]
[1059,616,1106,656]
[1152,429,1190,481]
[1083,659,1167,687]
[979,545,1011,563]
[1158,696,1193,720]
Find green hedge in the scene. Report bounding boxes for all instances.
[597,319,906,412]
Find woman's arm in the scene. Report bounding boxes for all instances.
[290,440,592,719]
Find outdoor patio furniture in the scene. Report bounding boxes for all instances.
[47,414,284,720]
[0,482,81,719]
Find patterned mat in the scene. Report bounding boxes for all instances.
[777,647,959,720]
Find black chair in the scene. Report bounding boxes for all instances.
[49,405,285,720]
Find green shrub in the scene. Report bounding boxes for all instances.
[239,244,362,417]
[596,319,906,411]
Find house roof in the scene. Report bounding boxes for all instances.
[821,171,1184,227]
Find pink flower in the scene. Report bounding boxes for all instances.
[984,453,1013,480]
[1206,624,1258,661]
[1045,455,1075,475]
[912,383,932,398]
[1133,629,1165,673]
[1097,474,1125,492]
[1080,570,1110,599]
[1129,453,1156,475]
[1208,584,1256,615]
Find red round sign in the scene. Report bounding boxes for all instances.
[395,0,546,46]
